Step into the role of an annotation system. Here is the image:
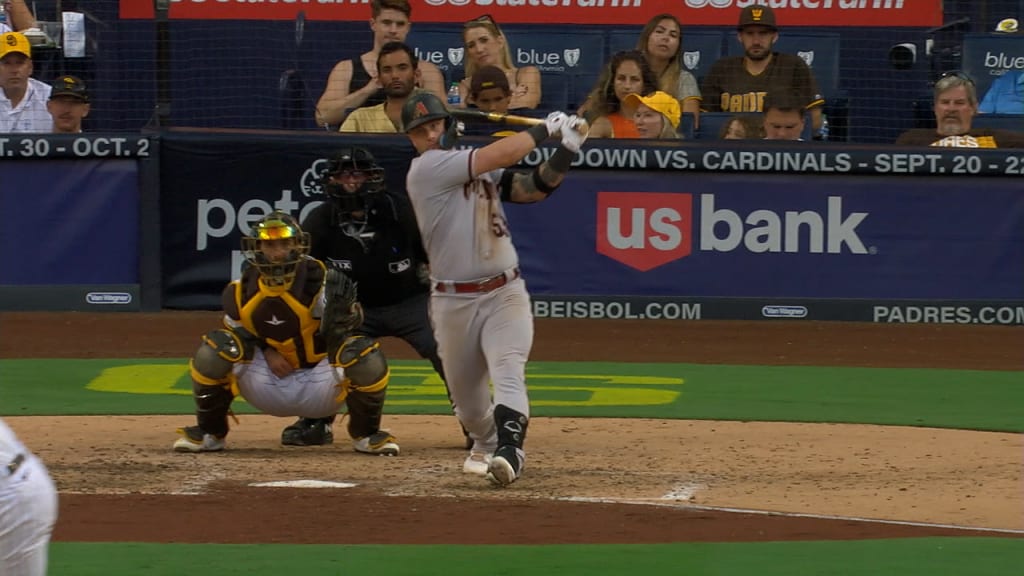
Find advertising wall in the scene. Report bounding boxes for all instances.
[156,131,1024,324]
[120,0,944,27]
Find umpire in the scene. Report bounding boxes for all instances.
[297,146,467,447]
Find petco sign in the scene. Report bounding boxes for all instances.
[121,0,942,27]
[597,192,869,272]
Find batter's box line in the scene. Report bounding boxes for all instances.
[560,496,1024,535]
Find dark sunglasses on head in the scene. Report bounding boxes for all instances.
[939,70,976,86]
[465,14,495,26]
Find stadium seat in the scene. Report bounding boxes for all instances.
[960,33,1024,103]
[536,74,571,116]
[695,111,813,141]
[406,25,466,88]
[971,113,1024,131]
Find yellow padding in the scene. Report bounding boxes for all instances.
[348,368,390,394]
[339,337,380,368]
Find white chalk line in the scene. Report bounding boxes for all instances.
[560,496,1024,536]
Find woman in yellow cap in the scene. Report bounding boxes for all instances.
[622,91,682,139]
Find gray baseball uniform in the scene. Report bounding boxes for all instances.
[0,418,58,576]
[405,148,533,455]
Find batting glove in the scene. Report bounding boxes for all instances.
[544,111,569,138]
[560,115,589,153]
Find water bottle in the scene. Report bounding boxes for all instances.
[817,113,830,141]
[447,82,461,106]
[0,4,7,26]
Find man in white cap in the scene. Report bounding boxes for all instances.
[0,31,51,132]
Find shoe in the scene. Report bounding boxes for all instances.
[281,417,334,446]
[173,426,226,453]
[486,445,523,486]
[353,431,400,456]
[462,450,491,476]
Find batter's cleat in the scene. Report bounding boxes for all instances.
[353,431,400,456]
[486,445,524,486]
[173,426,226,453]
[281,418,334,446]
[462,450,491,476]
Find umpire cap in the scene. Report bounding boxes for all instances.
[402,91,450,132]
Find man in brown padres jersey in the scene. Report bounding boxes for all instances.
[173,212,400,455]
[896,72,1024,148]
[700,4,824,134]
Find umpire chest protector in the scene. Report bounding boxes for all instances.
[224,259,327,368]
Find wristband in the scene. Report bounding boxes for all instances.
[548,145,574,174]
[531,169,558,195]
[527,123,548,146]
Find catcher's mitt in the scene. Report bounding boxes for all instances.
[319,265,364,353]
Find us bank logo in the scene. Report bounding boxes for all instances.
[597,192,871,272]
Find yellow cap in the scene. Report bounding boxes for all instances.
[0,32,32,59]
[622,91,681,128]
[995,18,1019,33]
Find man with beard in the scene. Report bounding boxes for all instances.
[340,42,422,133]
[315,0,444,128]
[700,4,823,134]
[896,72,1024,147]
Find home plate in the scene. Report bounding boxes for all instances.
[249,480,358,489]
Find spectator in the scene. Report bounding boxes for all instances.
[0,0,36,33]
[701,4,824,134]
[719,113,765,139]
[468,65,512,114]
[636,14,701,120]
[339,42,420,133]
[978,71,1023,114]
[762,93,806,140]
[315,0,444,128]
[581,50,659,139]
[0,31,50,133]
[47,74,89,133]
[622,91,681,139]
[896,72,1024,147]
[460,15,541,110]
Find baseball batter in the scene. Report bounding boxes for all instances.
[401,91,587,485]
[173,211,399,455]
[0,417,58,576]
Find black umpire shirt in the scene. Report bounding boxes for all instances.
[302,193,429,308]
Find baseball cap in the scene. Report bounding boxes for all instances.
[994,18,1019,33]
[470,65,510,95]
[737,4,777,31]
[0,31,32,59]
[622,91,681,128]
[49,75,89,102]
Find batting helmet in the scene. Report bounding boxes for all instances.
[402,92,461,150]
[321,147,386,216]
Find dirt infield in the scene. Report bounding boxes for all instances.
[1,312,1022,544]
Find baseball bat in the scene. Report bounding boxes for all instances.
[450,109,589,134]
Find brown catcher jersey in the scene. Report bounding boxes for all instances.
[894,128,1024,148]
[222,258,327,369]
[701,52,824,113]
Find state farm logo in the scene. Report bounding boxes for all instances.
[598,192,871,272]
[597,192,692,272]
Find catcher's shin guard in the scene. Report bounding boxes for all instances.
[346,388,387,439]
[190,329,253,383]
[191,380,234,438]
[332,335,389,391]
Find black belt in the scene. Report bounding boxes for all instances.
[434,268,520,295]
[6,453,25,476]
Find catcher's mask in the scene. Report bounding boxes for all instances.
[401,91,459,150]
[241,211,310,286]
[321,147,386,216]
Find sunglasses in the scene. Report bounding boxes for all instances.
[939,70,976,86]
[465,14,496,27]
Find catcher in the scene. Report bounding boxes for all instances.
[173,211,399,455]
